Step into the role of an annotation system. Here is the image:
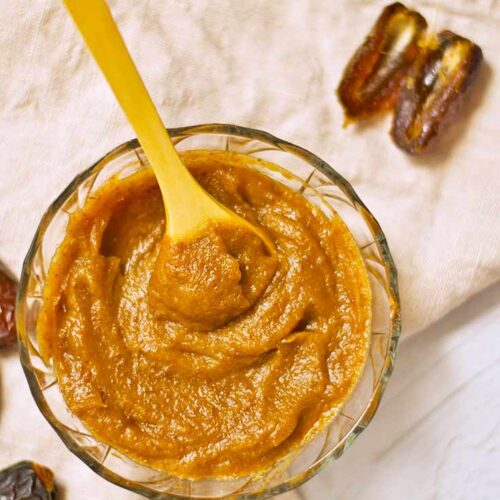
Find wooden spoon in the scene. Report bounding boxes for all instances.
[63,0,274,251]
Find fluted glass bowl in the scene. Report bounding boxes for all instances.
[17,124,400,499]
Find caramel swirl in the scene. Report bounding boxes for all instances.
[38,151,371,478]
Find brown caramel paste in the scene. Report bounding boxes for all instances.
[38,151,371,478]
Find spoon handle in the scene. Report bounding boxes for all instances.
[63,0,194,205]
[63,0,274,251]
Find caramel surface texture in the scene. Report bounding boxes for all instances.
[38,151,371,478]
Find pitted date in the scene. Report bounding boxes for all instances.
[392,30,483,154]
[0,461,56,499]
[337,2,427,121]
[0,267,17,348]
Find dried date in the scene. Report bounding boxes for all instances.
[0,461,56,499]
[337,2,427,121]
[0,267,17,348]
[391,30,483,154]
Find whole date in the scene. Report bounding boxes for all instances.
[0,267,17,348]
[0,461,56,499]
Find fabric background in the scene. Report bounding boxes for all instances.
[0,0,499,498]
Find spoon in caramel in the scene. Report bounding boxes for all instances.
[63,0,274,252]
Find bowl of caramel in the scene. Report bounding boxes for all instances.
[17,123,400,498]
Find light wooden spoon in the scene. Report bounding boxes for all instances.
[63,0,274,251]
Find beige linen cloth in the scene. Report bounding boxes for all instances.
[0,0,499,498]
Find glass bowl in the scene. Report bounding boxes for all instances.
[16,124,400,499]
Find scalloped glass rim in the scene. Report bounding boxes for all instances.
[16,123,401,499]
